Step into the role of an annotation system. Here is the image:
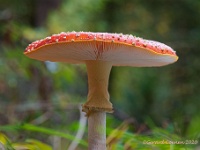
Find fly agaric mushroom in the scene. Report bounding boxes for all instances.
[24,31,178,149]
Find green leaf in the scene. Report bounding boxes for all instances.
[0,123,87,147]
[26,139,52,150]
[21,124,87,146]
[107,121,129,149]
[12,143,40,150]
[0,132,9,145]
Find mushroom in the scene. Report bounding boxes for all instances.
[24,31,178,149]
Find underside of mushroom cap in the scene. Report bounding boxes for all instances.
[24,31,178,67]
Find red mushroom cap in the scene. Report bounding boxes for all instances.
[24,31,178,67]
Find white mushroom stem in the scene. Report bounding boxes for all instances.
[83,60,113,150]
[88,111,106,150]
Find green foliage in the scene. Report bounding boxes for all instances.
[0,132,11,147]
[106,121,199,150]
[0,132,52,150]
[0,120,199,149]
[0,123,87,147]
[47,0,107,32]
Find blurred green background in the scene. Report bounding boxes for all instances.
[0,0,200,149]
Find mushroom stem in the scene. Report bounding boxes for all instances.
[88,111,106,150]
[83,60,112,149]
[83,60,113,114]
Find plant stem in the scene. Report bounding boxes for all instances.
[68,105,87,150]
[88,111,106,150]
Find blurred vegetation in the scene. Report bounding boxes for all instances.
[0,0,200,149]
